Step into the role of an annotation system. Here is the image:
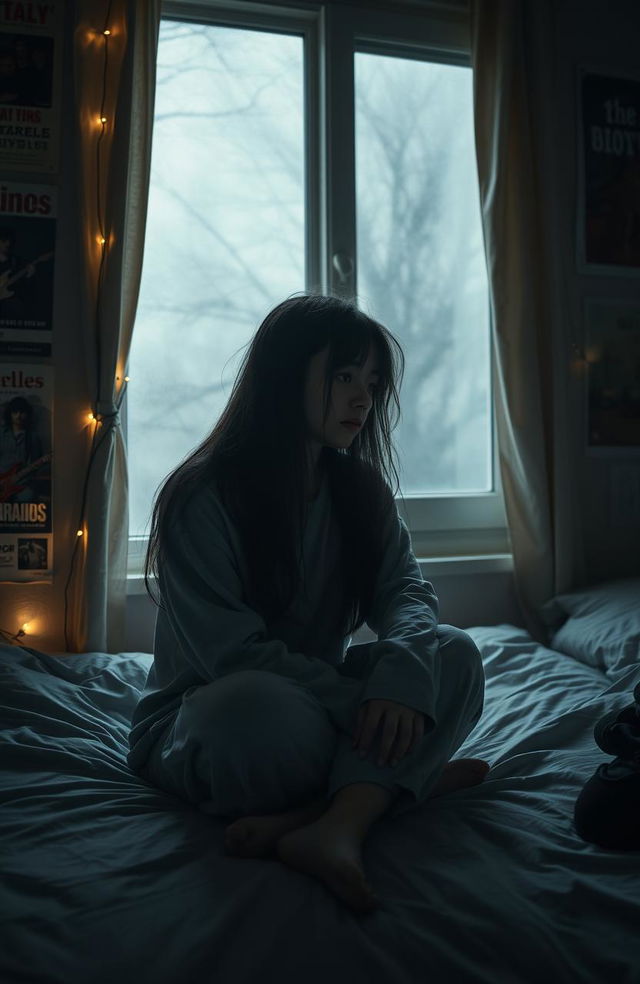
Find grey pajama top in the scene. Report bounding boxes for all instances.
[128,470,441,771]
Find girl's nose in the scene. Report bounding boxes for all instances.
[354,387,372,409]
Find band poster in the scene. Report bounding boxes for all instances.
[0,181,55,357]
[0,1,63,173]
[0,363,53,580]
[585,300,640,452]
[578,69,640,274]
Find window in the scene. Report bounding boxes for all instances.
[355,50,491,496]
[127,0,508,582]
[127,11,306,543]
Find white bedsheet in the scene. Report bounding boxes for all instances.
[1,625,639,984]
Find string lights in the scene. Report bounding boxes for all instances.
[63,4,130,651]
[570,340,603,378]
[2,7,130,649]
[0,623,30,645]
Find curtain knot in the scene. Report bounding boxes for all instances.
[96,400,120,424]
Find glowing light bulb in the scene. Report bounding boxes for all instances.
[103,29,111,36]
[124,376,130,382]
[77,530,84,537]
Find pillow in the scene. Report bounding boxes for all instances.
[540,578,640,673]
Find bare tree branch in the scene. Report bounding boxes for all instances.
[156,179,273,303]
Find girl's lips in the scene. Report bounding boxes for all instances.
[341,421,361,430]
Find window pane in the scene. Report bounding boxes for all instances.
[355,53,491,495]
[128,20,305,536]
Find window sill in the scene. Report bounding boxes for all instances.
[126,553,513,596]
[416,554,513,576]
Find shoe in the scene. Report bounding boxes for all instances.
[574,759,640,850]
[593,681,640,768]
[574,682,640,850]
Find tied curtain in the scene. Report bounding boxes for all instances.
[470,0,586,643]
[69,1,160,651]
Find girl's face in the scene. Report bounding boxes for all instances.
[303,342,380,461]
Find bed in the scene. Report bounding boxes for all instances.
[2,578,639,984]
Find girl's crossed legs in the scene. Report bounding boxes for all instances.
[139,625,487,911]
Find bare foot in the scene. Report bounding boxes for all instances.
[224,798,327,859]
[430,757,490,798]
[276,818,378,914]
[224,758,490,859]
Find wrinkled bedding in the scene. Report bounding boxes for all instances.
[1,626,639,984]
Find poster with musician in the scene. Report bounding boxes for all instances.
[0,363,53,581]
[0,182,55,357]
[585,299,640,451]
[0,0,63,173]
[577,68,640,275]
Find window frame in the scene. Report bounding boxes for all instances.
[126,0,509,582]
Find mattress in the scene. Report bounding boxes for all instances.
[1,625,639,984]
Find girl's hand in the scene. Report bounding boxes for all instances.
[352,698,425,767]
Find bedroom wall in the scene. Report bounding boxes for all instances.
[0,0,86,655]
[1,0,637,656]
[547,0,640,584]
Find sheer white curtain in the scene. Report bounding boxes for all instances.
[470,0,586,643]
[69,0,160,651]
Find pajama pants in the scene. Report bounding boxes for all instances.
[136,624,486,822]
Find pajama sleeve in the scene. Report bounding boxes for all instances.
[158,484,362,734]
[359,499,441,733]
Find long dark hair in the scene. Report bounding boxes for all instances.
[144,293,405,638]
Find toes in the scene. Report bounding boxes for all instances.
[456,758,491,778]
[471,759,491,778]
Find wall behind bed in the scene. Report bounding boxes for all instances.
[547,0,640,586]
[0,0,638,655]
[0,0,86,654]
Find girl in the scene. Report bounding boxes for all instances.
[128,293,489,914]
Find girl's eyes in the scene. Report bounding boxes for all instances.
[336,372,377,392]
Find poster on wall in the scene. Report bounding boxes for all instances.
[0,363,53,581]
[577,68,640,276]
[585,299,640,453]
[0,0,64,173]
[0,182,55,357]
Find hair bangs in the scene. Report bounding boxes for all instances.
[321,312,402,439]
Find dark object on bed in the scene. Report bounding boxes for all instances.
[574,681,640,850]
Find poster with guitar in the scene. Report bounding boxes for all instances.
[0,182,55,357]
[0,364,53,581]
